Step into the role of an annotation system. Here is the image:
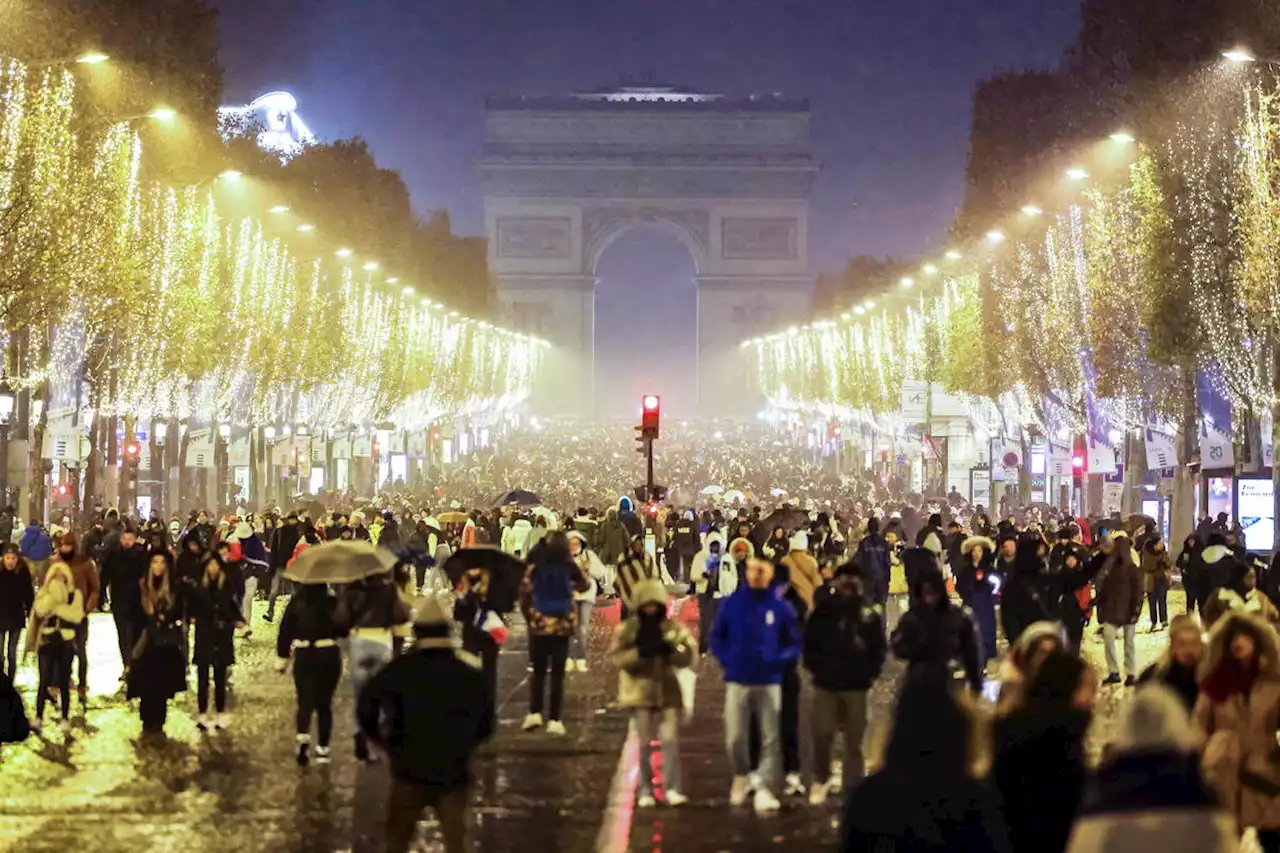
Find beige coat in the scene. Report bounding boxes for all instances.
[609,581,697,710]
[1194,612,1280,829]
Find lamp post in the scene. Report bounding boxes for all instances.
[0,375,13,508]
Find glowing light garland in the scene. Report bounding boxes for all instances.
[0,58,544,430]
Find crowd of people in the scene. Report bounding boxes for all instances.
[0,420,1277,853]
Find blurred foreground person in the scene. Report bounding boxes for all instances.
[1137,614,1204,713]
[610,578,696,808]
[1066,685,1237,853]
[993,650,1095,853]
[358,596,492,853]
[840,670,1010,853]
[1194,612,1280,851]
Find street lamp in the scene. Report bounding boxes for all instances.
[1021,204,1043,215]
[1224,48,1258,63]
[147,107,177,122]
[1066,166,1089,182]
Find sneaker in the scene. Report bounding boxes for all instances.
[546,720,566,736]
[665,790,689,807]
[296,736,310,767]
[729,775,751,806]
[314,746,331,765]
[197,714,210,731]
[636,794,656,809]
[753,789,781,813]
[577,659,589,673]
[521,713,543,731]
[1102,672,1122,685]
[215,713,231,730]
[784,773,806,796]
[58,719,72,736]
[1124,675,1137,687]
[809,781,829,806]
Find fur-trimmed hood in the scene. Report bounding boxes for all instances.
[960,535,995,558]
[1199,609,1280,682]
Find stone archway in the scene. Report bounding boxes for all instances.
[479,84,818,415]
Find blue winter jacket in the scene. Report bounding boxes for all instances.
[710,585,802,686]
[19,525,52,560]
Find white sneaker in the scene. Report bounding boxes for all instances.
[809,781,829,805]
[748,771,762,792]
[521,713,543,731]
[546,720,566,736]
[729,775,751,806]
[577,659,589,672]
[197,714,210,731]
[215,713,231,730]
[784,773,806,796]
[58,719,72,736]
[753,788,781,813]
[665,790,689,807]
[314,746,331,765]
[636,794,656,808]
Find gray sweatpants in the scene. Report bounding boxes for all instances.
[634,708,683,797]
[811,687,868,791]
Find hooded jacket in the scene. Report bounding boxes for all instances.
[710,582,802,686]
[0,556,34,631]
[610,579,697,709]
[890,566,983,693]
[18,525,52,561]
[690,532,738,598]
[1095,543,1144,627]
[501,518,533,557]
[1001,537,1058,646]
[803,581,886,692]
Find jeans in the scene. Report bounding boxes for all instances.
[240,575,259,624]
[36,641,73,721]
[295,646,341,746]
[349,635,393,732]
[197,662,228,714]
[725,682,781,793]
[0,626,20,680]
[570,600,592,662]
[114,610,139,673]
[266,571,289,620]
[1148,578,1169,625]
[697,595,718,653]
[634,708,682,796]
[529,634,569,720]
[780,662,801,775]
[386,780,471,853]
[811,687,868,790]
[75,619,88,693]
[1102,623,1137,676]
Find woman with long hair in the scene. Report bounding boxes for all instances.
[127,551,187,735]
[277,583,348,766]
[1194,611,1280,851]
[0,543,33,681]
[189,555,241,730]
[567,530,605,672]
[24,561,83,736]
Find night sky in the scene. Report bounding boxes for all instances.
[213,0,1081,415]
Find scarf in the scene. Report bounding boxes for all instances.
[1202,656,1259,703]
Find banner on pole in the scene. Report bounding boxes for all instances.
[1086,438,1117,475]
[1200,421,1235,470]
[1047,440,1072,477]
[1144,427,1177,470]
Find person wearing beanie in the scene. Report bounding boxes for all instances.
[1066,685,1238,853]
[23,560,83,736]
[853,516,891,607]
[357,595,492,853]
[1137,614,1204,713]
[610,578,697,808]
[780,530,821,612]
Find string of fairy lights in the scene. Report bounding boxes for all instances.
[0,56,545,432]
[747,58,1280,444]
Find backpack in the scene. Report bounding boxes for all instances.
[532,562,573,617]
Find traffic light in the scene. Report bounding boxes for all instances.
[1072,435,1086,487]
[640,394,660,439]
[635,425,648,454]
[122,440,142,469]
[52,482,71,504]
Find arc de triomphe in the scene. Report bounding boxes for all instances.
[479,85,818,416]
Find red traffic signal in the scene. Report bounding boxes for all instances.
[123,440,142,467]
[640,394,660,439]
[1071,455,1085,470]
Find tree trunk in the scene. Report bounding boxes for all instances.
[1172,369,1198,551]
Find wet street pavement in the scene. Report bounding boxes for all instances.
[0,586,1233,852]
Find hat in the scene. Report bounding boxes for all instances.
[632,578,669,609]
[1114,684,1196,753]
[789,530,809,552]
[412,595,454,649]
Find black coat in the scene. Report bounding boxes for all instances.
[276,588,348,658]
[992,705,1090,853]
[0,565,34,631]
[841,770,1011,853]
[101,545,149,617]
[189,581,240,667]
[127,592,186,700]
[271,522,303,570]
[891,600,983,693]
[803,585,886,692]
[356,646,493,787]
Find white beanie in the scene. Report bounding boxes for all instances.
[1113,684,1196,753]
[789,530,809,552]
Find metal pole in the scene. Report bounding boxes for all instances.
[646,437,655,498]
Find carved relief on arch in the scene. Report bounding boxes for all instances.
[582,206,710,271]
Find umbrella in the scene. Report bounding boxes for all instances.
[282,540,396,585]
[495,489,541,507]
[438,511,469,525]
[752,506,810,541]
[723,489,746,504]
[700,485,724,495]
[442,548,528,613]
[1124,513,1157,536]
